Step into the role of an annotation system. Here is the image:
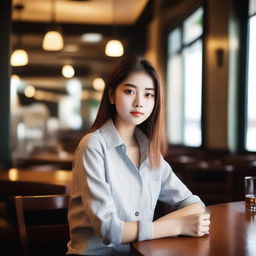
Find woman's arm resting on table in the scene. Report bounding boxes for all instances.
[155,203,206,221]
[154,203,210,238]
[121,203,210,244]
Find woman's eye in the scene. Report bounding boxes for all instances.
[124,89,135,95]
[145,92,154,97]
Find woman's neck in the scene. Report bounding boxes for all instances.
[114,119,136,147]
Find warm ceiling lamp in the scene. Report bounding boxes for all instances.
[43,31,63,51]
[11,3,29,66]
[62,65,75,78]
[105,0,124,57]
[81,33,103,43]
[11,49,28,66]
[105,40,124,57]
[93,77,105,91]
[42,0,64,51]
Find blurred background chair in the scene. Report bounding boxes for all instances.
[154,160,235,219]
[165,155,200,181]
[14,194,70,256]
[184,162,234,205]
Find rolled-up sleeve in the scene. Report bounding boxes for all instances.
[158,159,205,210]
[76,136,124,245]
[138,221,153,241]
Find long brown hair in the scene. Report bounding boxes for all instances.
[88,56,167,168]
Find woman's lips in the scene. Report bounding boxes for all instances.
[130,111,143,117]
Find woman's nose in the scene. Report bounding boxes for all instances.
[133,95,143,108]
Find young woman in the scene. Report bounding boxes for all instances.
[67,56,210,256]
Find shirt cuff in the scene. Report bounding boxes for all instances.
[138,221,153,241]
[102,219,124,245]
[178,195,206,209]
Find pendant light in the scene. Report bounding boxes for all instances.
[11,3,29,66]
[62,64,75,78]
[42,0,64,51]
[11,49,28,67]
[105,0,124,57]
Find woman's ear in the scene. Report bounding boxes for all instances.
[108,88,115,104]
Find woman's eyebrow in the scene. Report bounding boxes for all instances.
[123,83,155,90]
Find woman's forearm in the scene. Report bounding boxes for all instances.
[153,203,209,239]
[121,203,208,244]
[121,220,181,244]
[121,221,139,243]
[155,203,206,222]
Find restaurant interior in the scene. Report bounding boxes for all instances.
[0,0,255,255]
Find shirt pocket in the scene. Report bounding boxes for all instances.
[148,180,161,210]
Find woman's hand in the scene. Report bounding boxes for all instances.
[178,213,210,237]
[152,204,210,239]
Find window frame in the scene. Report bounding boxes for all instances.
[164,5,206,148]
[244,0,256,152]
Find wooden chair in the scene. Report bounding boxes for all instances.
[224,154,256,166]
[165,155,200,181]
[14,194,70,256]
[0,180,69,255]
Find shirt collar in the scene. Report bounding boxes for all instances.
[100,119,124,149]
[100,119,149,156]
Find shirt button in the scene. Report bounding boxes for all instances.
[135,211,139,216]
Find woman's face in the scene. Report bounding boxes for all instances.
[110,71,155,127]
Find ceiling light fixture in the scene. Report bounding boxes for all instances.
[11,3,29,66]
[11,49,28,67]
[105,40,124,57]
[105,0,124,57]
[93,77,105,91]
[81,33,103,43]
[42,0,64,51]
[63,44,79,52]
[62,64,75,78]
[24,85,35,98]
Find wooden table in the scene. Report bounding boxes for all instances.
[0,168,72,191]
[132,201,256,256]
[13,151,74,170]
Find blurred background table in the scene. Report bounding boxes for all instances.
[0,168,72,190]
[132,201,256,256]
[12,150,74,170]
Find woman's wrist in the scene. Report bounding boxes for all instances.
[152,219,181,239]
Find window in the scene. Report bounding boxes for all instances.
[166,7,203,146]
[245,0,256,151]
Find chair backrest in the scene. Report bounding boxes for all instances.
[14,194,70,256]
[185,163,234,205]
[0,180,69,224]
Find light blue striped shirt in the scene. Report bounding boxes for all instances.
[67,119,204,255]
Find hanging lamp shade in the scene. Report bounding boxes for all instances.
[62,64,75,78]
[11,4,29,66]
[42,30,64,51]
[42,0,64,51]
[11,49,28,66]
[105,40,124,57]
[105,0,124,57]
